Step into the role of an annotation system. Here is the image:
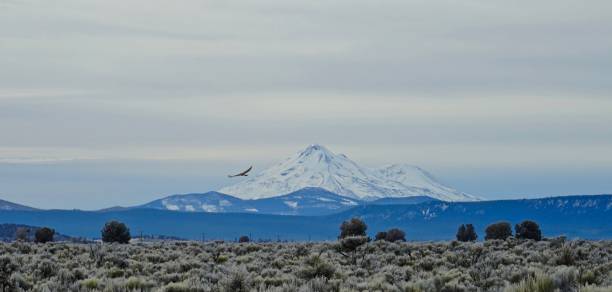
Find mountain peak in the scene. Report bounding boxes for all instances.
[299,144,333,157]
[219,144,477,202]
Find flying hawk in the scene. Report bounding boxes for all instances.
[228,166,253,178]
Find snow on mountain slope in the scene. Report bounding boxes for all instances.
[219,145,478,201]
[254,187,361,215]
[133,187,362,215]
[375,164,476,202]
[137,192,248,213]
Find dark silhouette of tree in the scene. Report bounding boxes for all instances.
[15,227,29,242]
[374,231,387,241]
[515,220,542,241]
[456,224,478,242]
[385,228,406,242]
[101,221,131,244]
[485,222,512,240]
[339,217,367,239]
[34,227,55,243]
[239,235,250,243]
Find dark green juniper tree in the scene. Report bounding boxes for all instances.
[456,224,478,242]
[515,220,542,241]
[34,227,55,243]
[485,222,512,240]
[101,221,131,244]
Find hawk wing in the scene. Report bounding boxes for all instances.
[228,166,253,177]
[239,166,253,176]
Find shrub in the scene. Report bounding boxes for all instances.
[579,270,597,285]
[339,217,367,239]
[503,273,555,292]
[125,277,155,290]
[485,222,512,240]
[238,235,250,243]
[556,245,576,266]
[385,228,406,242]
[338,236,369,253]
[336,236,369,264]
[456,224,478,242]
[374,231,387,241]
[0,256,18,291]
[298,255,335,280]
[35,260,56,279]
[552,266,578,291]
[81,278,99,290]
[101,221,131,244]
[34,227,55,243]
[515,220,542,241]
[220,268,252,292]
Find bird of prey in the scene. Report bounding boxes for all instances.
[228,166,253,178]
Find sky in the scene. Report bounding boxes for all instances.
[1,0,612,210]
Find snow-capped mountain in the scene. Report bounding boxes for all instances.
[219,144,478,201]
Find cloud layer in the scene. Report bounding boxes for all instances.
[1,0,611,208]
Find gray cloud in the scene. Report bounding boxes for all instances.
[1,0,611,208]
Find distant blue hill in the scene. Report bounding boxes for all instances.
[119,187,365,216]
[0,194,610,241]
[368,196,438,205]
[0,199,38,211]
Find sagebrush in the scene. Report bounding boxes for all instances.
[0,238,610,291]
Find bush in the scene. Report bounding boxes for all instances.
[336,236,369,264]
[0,238,608,291]
[515,220,542,241]
[238,235,250,243]
[485,222,512,240]
[34,227,55,243]
[81,278,99,290]
[0,256,18,291]
[385,228,406,242]
[338,236,369,253]
[374,231,387,241]
[101,221,131,244]
[504,273,555,292]
[456,224,478,242]
[220,268,252,292]
[339,217,367,239]
[298,255,335,280]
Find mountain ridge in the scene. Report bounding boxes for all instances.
[133,187,363,216]
[0,198,38,211]
[0,194,609,240]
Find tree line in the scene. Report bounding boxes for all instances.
[14,218,542,244]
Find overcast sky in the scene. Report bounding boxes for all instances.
[1,0,612,209]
